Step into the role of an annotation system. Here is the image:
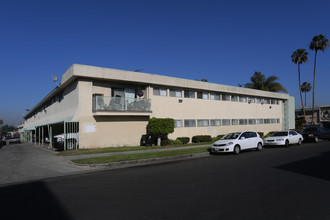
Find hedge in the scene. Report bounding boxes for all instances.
[176,137,190,144]
[192,135,212,143]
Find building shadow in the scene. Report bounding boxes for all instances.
[0,181,72,219]
[275,150,330,181]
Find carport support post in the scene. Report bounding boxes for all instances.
[64,122,66,151]
[49,125,52,148]
[38,127,40,145]
[42,127,44,145]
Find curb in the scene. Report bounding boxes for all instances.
[72,152,210,169]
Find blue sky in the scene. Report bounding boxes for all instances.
[1,0,329,125]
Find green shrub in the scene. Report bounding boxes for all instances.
[177,137,190,144]
[161,139,170,146]
[161,138,182,146]
[169,139,182,145]
[147,118,175,136]
[192,135,212,143]
[257,132,264,138]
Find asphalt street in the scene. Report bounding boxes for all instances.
[1,142,330,219]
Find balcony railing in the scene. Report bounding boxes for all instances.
[92,95,152,112]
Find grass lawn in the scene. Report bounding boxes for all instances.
[58,143,212,156]
[72,146,210,164]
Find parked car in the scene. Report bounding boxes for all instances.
[210,131,263,154]
[53,133,79,151]
[301,126,330,143]
[8,136,21,144]
[264,130,303,147]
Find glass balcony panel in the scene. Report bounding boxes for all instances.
[93,95,151,112]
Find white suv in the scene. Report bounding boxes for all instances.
[211,131,263,154]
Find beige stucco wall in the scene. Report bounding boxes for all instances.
[74,80,149,148]
[24,82,79,129]
[150,88,283,139]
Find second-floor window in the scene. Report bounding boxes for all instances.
[153,87,167,96]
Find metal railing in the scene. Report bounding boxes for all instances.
[93,95,152,112]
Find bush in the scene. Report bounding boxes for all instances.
[192,135,212,143]
[147,118,175,136]
[177,137,190,144]
[211,135,224,142]
[161,139,170,146]
[161,138,182,146]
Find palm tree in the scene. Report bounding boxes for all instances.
[301,81,311,107]
[245,71,287,93]
[291,48,308,121]
[310,34,329,124]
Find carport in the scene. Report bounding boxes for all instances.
[28,120,79,150]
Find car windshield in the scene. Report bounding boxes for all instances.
[221,132,241,140]
[271,132,288,137]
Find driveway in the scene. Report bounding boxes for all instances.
[0,143,94,185]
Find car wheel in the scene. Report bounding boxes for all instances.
[284,140,289,147]
[298,139,302,145]
[257,142,262,151]
[233,145,240,154]
[314,136,319,143]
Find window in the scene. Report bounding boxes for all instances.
[210,93,220,100]
[210,119,221,126]
[198,119,209,127]
[153,87,167,96]
[277,118,280,123]
[256,119,264,124]
[264,99,270,104]
[184,90,195,98]
[239,96,247,102]
[197,92,208,99]
[239,119,248,125]
[232,119,239,125]
[289,131,297,136]
[222,94,230,101]
[184,119,196,127]
[256,98,262,103]
[271,118,277,124]
[247,132,257,138]
[271,99,276,105]
[248,119,256,124]
[175,120,183,128]
[264,119,271,124]
[231,95,238,102]
[222,119,230,126]
[248,97,255,103]
[170,89,182,97]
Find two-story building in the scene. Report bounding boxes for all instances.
[23,64,295,149]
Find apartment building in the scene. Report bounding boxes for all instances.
[23,64,295,149]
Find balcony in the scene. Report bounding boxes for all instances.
[92,95,152,116]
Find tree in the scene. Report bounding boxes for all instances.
[0,119,3,126]
[244,71,287,93]
[301,81,312,107]
[291,48,308,121]
[310,34,329,124]
[147,118,174,146]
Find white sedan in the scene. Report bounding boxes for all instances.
[264,130,303,147]
[210,131,263,154]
